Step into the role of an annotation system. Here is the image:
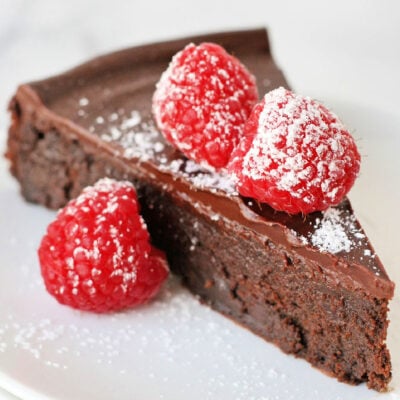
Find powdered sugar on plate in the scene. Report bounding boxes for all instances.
[0,266,290,399]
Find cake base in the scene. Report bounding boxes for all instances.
[7,117,392,391]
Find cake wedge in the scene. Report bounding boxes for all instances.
[6,28,394,391]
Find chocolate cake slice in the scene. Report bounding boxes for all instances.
[6,29,394,391]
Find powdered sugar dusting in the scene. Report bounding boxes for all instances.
[293,205,371,256]
[79,97,89,107]
[180,160,237,194]
[311,208,354,253]
[98,113,166,161]
[91,109,237,195]
[76,97,90,118]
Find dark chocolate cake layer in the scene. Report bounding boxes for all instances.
[6,28,394,390]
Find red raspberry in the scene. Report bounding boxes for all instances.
[152,42,258,169]
[229,87,361,214]
[38,178,169,313]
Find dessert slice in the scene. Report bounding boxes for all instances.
[6,29,394,391]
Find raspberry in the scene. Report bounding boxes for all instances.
[229,87,361,214]
[152,42,258,169]
[38,178,169,313]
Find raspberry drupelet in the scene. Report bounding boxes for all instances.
[38,178,169,313]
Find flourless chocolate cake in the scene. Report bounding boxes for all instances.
[6,29,394,391]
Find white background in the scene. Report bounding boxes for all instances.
[0,1,399,399]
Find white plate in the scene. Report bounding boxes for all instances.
[0,98,399,400]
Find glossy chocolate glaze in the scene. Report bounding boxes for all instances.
[15,28,394,299]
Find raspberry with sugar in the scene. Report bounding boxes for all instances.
[152,42,258,169]
[229,87,361,214]
[38,178,169,313]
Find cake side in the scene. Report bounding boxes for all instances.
[5,29,394,390]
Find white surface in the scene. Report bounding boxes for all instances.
[0,387,19,400]
[0,0,399,399]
